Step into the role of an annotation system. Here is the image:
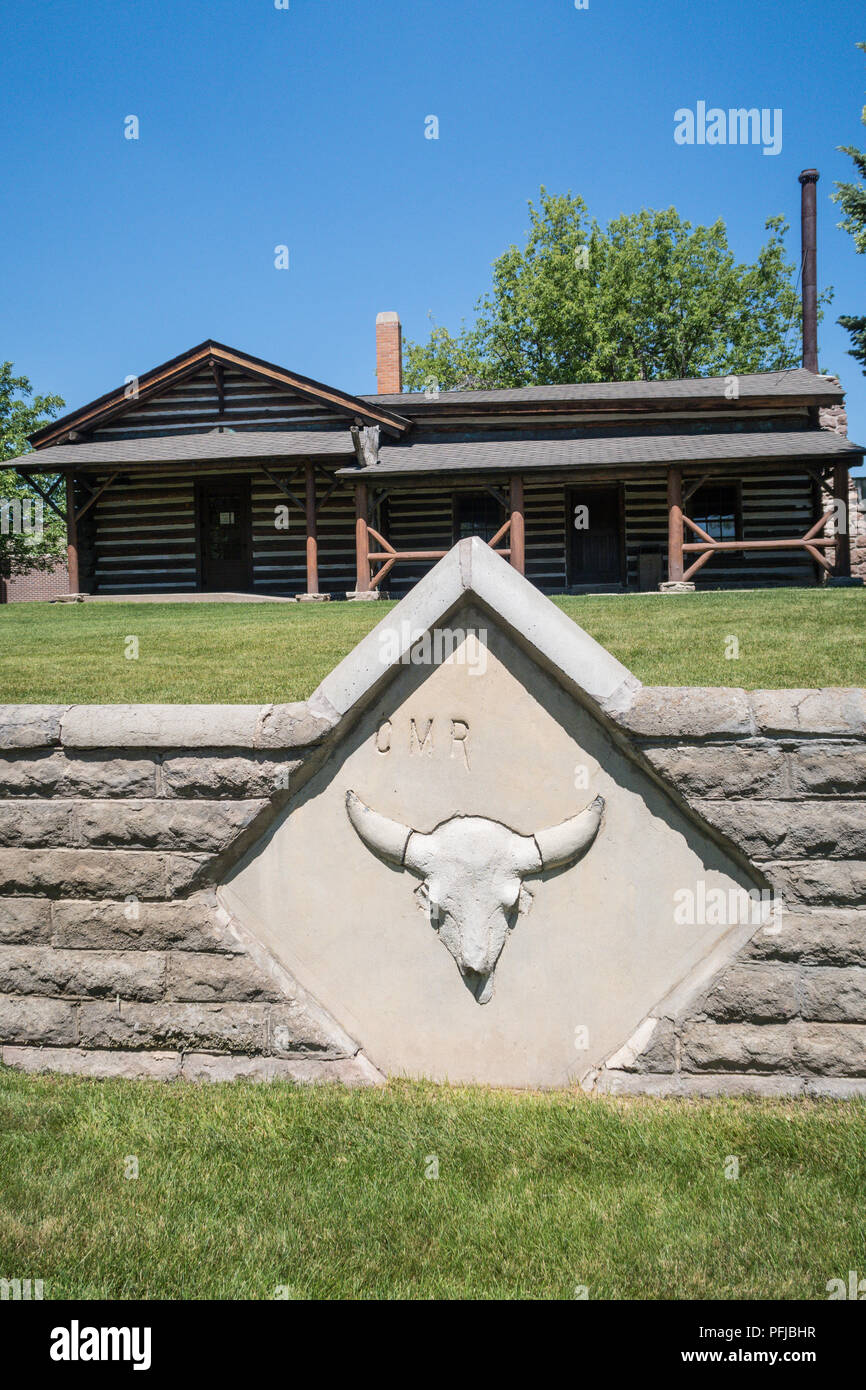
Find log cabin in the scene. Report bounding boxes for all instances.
[3,173,864,601]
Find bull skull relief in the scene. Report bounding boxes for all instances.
[346,790,604,1004]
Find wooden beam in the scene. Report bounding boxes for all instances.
[260,465,304,513]
[368,549,450,562]
[509,474,525,575]
[682,473,711,504]
[355,481,370,592]
[211,360,225,415]
[681,548,717,583]
[367,526,395,555]
[487,517,512,550]
[833,462,851,577]
[682,538,836,553]
[667,466,684,582]
[682,513,718,546]
[304,460,319,595]
[75,472,120,523]
[15,470,68,524]
[369,555,399,589]
[803,508,837,542]
[804,543,834,574]
[65,474,80,593]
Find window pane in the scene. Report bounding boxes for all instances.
[691,485,737,543]
[456,493,503,543]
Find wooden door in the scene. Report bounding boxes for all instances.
[569,486,622,584]
[198,479,252,591]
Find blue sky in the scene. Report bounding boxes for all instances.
[2,0,864,458]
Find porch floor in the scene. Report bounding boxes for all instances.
[83,592,300,604]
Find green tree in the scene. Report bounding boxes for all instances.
[404,190,823,391]
[833,41,866,374]
[0,362,66,580]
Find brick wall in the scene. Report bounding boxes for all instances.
[3,561,69,604]
[375,310,403,394]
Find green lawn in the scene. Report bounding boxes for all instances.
[0,588,863,702]
[0,1072,863,1299]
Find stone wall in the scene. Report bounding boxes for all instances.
[594,687,866,1095]
[819,385,865,582]
[850,477,866,583]
[0,687,864,1092]
[0,702,378,1083]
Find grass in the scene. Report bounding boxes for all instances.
[0,1072,863,1300]
[0,588,863,702]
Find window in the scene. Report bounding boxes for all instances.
[690,485,739,542]
[455,491,503,543]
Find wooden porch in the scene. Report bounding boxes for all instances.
[44,457,854,599]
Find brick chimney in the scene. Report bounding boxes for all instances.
[376,311,402,395]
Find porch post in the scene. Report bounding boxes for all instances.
[354,480,370,592]
[666,466,684,582]
[509,474,525,575]
[65,473,80,594]
[304,460,319,595]
[833,462,852,578]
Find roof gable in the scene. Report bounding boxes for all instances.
[30,340,411,448]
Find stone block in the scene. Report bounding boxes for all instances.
[51,899,241,953]
[0,706,67,749]
[642,743,788,799]
[0,897,53,945]
[167,951,283,1003]
[1,1046,180,1080]
[800,968,866,1023]
[180,1053,376,1083]
[769,861,866,907]
[0,801,73,847]
[698,965,800,1022]
[796,1024,866,1076]
[750,689,866,738]
[788,742,866,797]
[78,1001,270,1053]
[160,755,298,800]
[0,994,77,1045]
[620,688,752,739]
[743,910,866,967]
[0,849,170,899]
[0,946,165,1000]
[680,1022,798,1073]
[693,800,866,860]
[257,705,337,749]
[61,705,265,750]
[75,799,267,851]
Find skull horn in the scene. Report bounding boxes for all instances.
[346,790,413,865]
[533,795,604,870]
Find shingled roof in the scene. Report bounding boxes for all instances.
[362,367,846,410]
[337,428,864,478]
[1,429,357,475]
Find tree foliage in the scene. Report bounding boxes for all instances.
[404,190,824,392]
[833,41,866,374]
[0,362,66,579]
